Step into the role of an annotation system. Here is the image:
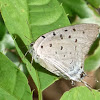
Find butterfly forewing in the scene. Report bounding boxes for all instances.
[33,24,99,82]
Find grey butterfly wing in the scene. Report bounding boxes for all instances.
[33,24,99,81]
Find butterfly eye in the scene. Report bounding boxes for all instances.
[30,43,34,47]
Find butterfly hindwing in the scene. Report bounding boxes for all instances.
[32,24,99,82]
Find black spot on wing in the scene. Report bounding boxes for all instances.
[42,35,45,38]
[60,34,63,39]
[65,29,68,31]
[61,46,63,50]
[73,28,76,31]
[53,32,56,36]
[68,35,71,38]
[41,45,43,48]
[55,52,57,54]
[50,44,52,47]
[75,39,77,42]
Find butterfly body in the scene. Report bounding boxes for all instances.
[30,24,99,82]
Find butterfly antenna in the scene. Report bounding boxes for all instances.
[21,49,30,60]
[24,50,30,57]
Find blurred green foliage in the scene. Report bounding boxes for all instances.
[0,0,100,100]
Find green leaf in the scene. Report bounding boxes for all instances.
[73,5,100,25]
[86,0,100,8]
[0,0,70,99]
[73,5,100,71]
[0,33,15,52]
[28,0,70,40]
[0,14,6,40]
[58,0,93,18]
[0,52,32,100]
[84,42,100,71]
[60,87,100,100]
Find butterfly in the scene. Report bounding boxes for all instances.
[27,24,99,87]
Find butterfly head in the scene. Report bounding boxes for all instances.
[29,42,40,63]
